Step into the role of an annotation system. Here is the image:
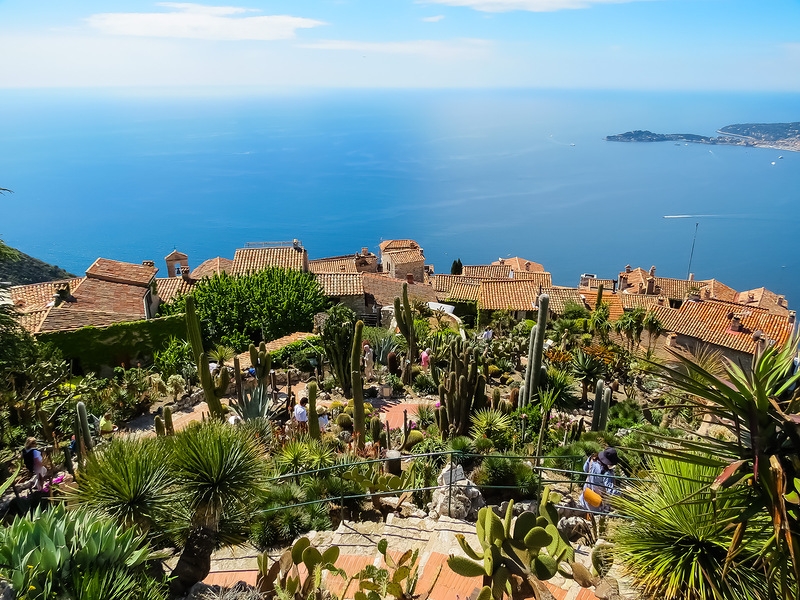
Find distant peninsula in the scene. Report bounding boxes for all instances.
[606,122,800,152]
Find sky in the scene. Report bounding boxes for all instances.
[0,0,799,90]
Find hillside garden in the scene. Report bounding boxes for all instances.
[0,276,797,599]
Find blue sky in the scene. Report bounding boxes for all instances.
[0,0,798,90]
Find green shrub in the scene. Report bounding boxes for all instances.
[336,413,353,429]
[321,376,337,393]
[470,454,538,501]
[607,399,644,433]
[412,373,437,395]
[413,404,436,429]
[387,374,404,395]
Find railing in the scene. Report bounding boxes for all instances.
[244,241,301,248]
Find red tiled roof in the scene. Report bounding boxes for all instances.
[736,287,790,316]
[654,299,794,354]
[362,273,438,307]
[60,278,148,317]
[190,257,232,280]
[236,332,318,368]
[230,247,307,275]
[479,279,539,311]
[18,309,49,334]
[463,265,552,286]
[315,272,364,297]
[579,278,615,290]
[619,293,662,310]
[431,274,483,293]
[537,287,589,315]
[38,309,144,333]
[586,292,626,321]
[491,256,545,273]
[379,239,419,252]
[164,249,188,260]
[384,248,425,264]
[155,277,195,303]
[85,258,157,286]
[698,279,738,303]
[10,277,85,312]
[447,281,480,303]
[309,257,359,274]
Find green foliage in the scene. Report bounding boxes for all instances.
[351,539,438,600]
[250,482,332,551]
[402,429,425,451]
[320,304,357,398]
[606,398,643,433]
[351,320,366,449]
[394,283,417,385]
[256,536,345,599]
[471,454,538,500]
[613,455,775,600]
[37,314,187,372]
[437,338,487,438]
[470,408,512,443]
[572,350,605,403]
[412,372,437,395]
[230,383,276,421]
[270,336,323,371]
[0,505,166,600]
[161,269,327,351]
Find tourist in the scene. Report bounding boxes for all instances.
[22,437,47,491]
[578,447,619,513]
[294,397,309,434]
[317,406,330,432]
[482,326,493,343]
[99,412,118,437]
[363,343,375,381]
[420,347,431,371]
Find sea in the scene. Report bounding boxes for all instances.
[1,88,798,302]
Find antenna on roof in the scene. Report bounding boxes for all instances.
[686,222,699,279]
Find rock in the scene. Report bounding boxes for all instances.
[437,463,465,486]
[427,468,485,521]
[385,450,402,476]
[594,577,620,600]
[0,581,13,600]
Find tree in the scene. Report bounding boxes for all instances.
[651,337,800,598]
[613,307,646,353]
[0,187,19,263]
[642,309,664,354]
[588,301,611,345]
[571,350,605,403]
[450,258,463,275]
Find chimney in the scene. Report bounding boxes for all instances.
[361,247,369,256]
[625,265,632,273]
[729,314,743,332]
[688,273,694,281]
[778,295,786,307]
[789,310,796,324]
[525,261,531,271]
[646,277,655,295]
[406,273,414,284]
[180,265,191,281]
[498,258,505,265]
[657,295,665,306]
[637,282,644,294]
[649,265,656,277]
[292,239,301,250]
[142,260,155,268]
[748,292,755,302]
[53,282,72,306]
[704,288,711,299]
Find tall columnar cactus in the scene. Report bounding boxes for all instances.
[154,416,166,437]
[76,401,93,452]
[186,296,227,419]
[529,294,550,405]
[394,283,417,385]
[351,320,366,449]
[234,355,244,405]
[591,379,605,431]
[447,489,578,599]
[163,406,175,436]
[595,283,604,308]
[370,416,383,446]
[307,382,320,440]
[249,342,272,388]
[437,338,487,438]
[598,387,612,432]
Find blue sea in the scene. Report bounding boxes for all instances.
[1,89,798,302]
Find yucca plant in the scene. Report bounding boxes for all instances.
[613,455,774,600]
[649,337,800,597]
[207,344,236,367]
[470,408,513,443]
[275,439,312,476]
[70,436,175,543]
[572,350,605,403]
[169,420,267,595]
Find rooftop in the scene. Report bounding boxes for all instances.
[362,273,438,307]
[85,258,157,287]
[379,239,419,253]
[491,256,545,273]
[309,257,359,274]
[190,257,232,280]
[315,272,364,297]
[230,246,307,275]
[155,277,195,303]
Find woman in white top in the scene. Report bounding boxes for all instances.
[293,397,309,434]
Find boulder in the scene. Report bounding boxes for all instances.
[428,465,485,520]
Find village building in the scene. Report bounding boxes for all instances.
[490,256,546,273]
[309,247,378,275]
[10,258,159,333]
[190,256,232,280]
[230,240,309,275]
[379,239,426,282]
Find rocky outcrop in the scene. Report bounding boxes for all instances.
[427,464,485,521]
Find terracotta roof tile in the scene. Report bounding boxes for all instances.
[447,281,480,303]
[309,257,359,273]
[315,272,364,297]
[698,279,738,303]
[585,292,626,321]
[619,293,662,310]
[155,277,195,303]
[85,258,157,286]
[654,299,794,354]
[491,256,545,273]
[736,287,790,315]
[236,332,318,369]
[384,248,425,264]
[431,274,483,293]
[164,250,188,261]
[379,239,419,252]
[10,277,85,312]
[190,257,232,280]
[38,309,144,333]
[230,247,307,275]
[18,309,49,334]
[478,279,539,311]
[362,273,439,307]
[61,278,149,317]
[463,265,552,286]
[579,278,615,290]
[537,287,589,315]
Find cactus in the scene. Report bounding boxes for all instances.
[446,489,577,599]
[437,338,487,438]
[256,536,345,598]
[591,542,614,578]
[370,415,383,446]
[319,304,357,398]
[234,355,244,405]
[307,382,320,440]
[336,413,353,429]
[154,416,166,437]
[402,429,425,451]
[186,296,227,419]
[231,383,274,421]
[598,388,612,432]
[591,379,606,431]
[509,387,519,408]
[394,283,417,385]
[76,401,93,451]
[353,538,440,600]
[37,409,55,445]
[342,464,414,513]
[248,341,272,388]
[163,406,175,436]
[491,388,501,409]
[351,320,366,449]
[595,283,604,308]
[528,294,550,407]
[498,399,514,415]
[387,351,400,377]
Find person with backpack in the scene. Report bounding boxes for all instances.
[579,447,619,513]
[22,437,47,491]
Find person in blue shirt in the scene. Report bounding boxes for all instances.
[22,437,47,490]
[578,447,619,513]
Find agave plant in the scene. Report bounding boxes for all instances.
[572,350,605,403]
[650,336,800,597]
[470,408,512,443]
[230,383,277,421]
[613,454,774,600]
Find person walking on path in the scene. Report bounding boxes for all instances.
[420,347,431,371]
[363,343,375,381]
[579,447,619,513]
[293,397,309,434]
[22,437,47,491]
[482,326,493,344]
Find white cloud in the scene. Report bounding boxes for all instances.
[87,3,325,41]
[422,15,446,22]
[299,38,490,59]
[423,0,642,12]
